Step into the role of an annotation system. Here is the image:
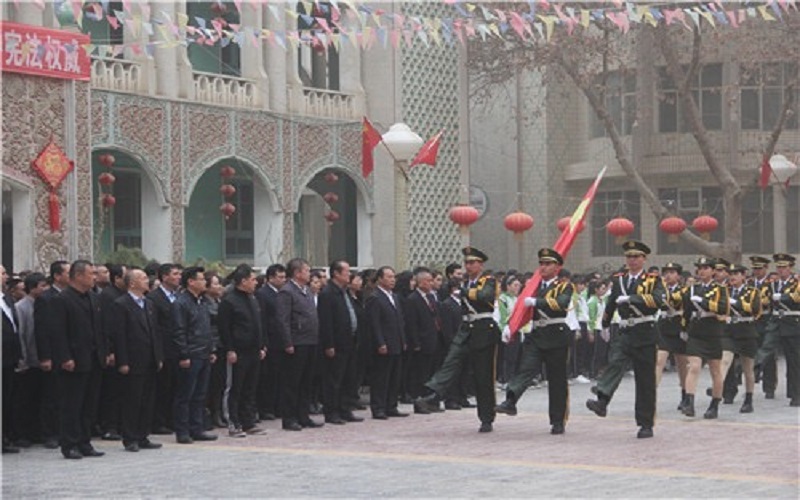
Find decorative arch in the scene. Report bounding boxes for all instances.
[92,144,169,207]
[186,154,281,213]
[293,162,375,214]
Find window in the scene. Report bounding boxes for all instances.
[741,189,774,254]
[81,1,123,51]
[187,1,241,76]
[657,187,725,254]
[740,63,799,131]
[591,191,641,257]
[658,63,723,133]
[110,169,142,250]
[590,71,636,138]
[297,2,339,90]
[225,179,254,259]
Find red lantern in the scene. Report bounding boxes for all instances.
[606,217,635,244]
[101,194,116,208]
[98,172,116,186]
[323,192,339,204]
[449,204,480,234]
[210,2,228,17]
[220,184,236,198]
[324,172,339,184]
[98,153,115,168]
[220,202,236,220]
[557,216,585,233]
[659,216,687,243]
[692,215,718,241]
[220,165,236,179]
[504,211,534,240]
[324,210,340,225]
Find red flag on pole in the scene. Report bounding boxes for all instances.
[409,129,443,168]
[759,156,772,190]
[362,117,382,178]
[507,166,608,338]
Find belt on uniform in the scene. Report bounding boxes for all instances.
[665,311,682,318]
[775,310,800,317]
[619,315,657,328]
[692,311,717,320]
[532,318,567,328]
[462,312,494,322]
[727,316,755,324]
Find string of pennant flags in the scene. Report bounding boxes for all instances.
[9,0,799,59]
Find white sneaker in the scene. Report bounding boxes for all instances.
[575,375,591,384]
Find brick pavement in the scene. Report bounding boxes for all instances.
[3,365,798,498]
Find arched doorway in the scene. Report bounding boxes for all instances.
[185,159,280,267]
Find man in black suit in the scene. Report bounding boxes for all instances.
[2,265,22,453]
[34,260,70,449]
[318,260,364,425]
[50,260,109,459]
[276,258,322,431]
[367,266,407,419]
[113,268,163,452]
[439,279,468,409]
[405,267,441,402]
[97,263,126,441]
[255,264,286,421]
[150,263,182,434]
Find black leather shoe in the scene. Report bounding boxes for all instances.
[191,432,218,441]
[372,413,388,420]
[138,439,163,449]
[586,399,607,417]
[62,448,83,459]
[414,395,442,414]
[282,422,303,431]
[444,401,462,410]
[101,431,122,441]
[124,442,139,452]
[300,419,324,428]
[703,406,718,419]
[637,427,654,439]
[386,410,409,418]
[176,435,194,444]
[341,413,364,422]
[325,416,346,425]
[79,447,105,457]
[495,400,517,416]
[740,402,754,413]
[550,423,565,435]
[478,422,493,433]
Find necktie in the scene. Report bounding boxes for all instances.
[344,290,358,333]
[426,293,441,331]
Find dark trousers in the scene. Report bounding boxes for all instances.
[58,360,102,453]
[576,323,594,377]
[591,330,611,378]
[99,366,123,432]
[596,330,631,397]
[13,368,43,441]
[502,338,523,385]
[173,358,211,438]
[122,370,156,445]
[407,351,435,399]
[207,352,226,418]
[723,356,741,400]
[756,320,778,394]
[224,350,260,430]
[598,328,656,428]
[507,335,569,426]
[280,345,316,425]
[257,352,280,417]
[153,359,177,430]
[781,335,800,401]
[322,349,357,418]
[369,353,401,415]
[2,366,16,443]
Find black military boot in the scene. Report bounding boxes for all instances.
[414,392,442,414]
[586,393,609,417]
[495,392,517,416]
[704,398,720,419]
[739,393,754,413]
[677,390,687,412]
[682,394,695,417]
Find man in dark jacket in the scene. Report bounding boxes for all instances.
[150,263,182,434]
[255,264,286,421]
[219,264,267,437]
[97,263,126,441]
[113,268,163,452]
[50,260,109,459]
[405,267,441,401]
[318,260,363,425]
[2,265,22,453]
[172,266,217,444]
[276,258,322,431]
[367,266,407,420]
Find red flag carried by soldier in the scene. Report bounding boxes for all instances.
[410,129,443,168]
[362,117,383,178]
[507,166,607,338]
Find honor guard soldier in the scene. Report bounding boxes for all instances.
[586,240,665,439]
[721,264,761,413]
[749,256,778,398]
[681,257,730,419]
[495,249,574,435]
[655,263,690,411]
[415,247,500,433]
[756,254,800,407]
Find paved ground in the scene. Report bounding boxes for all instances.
[3,365,799,498]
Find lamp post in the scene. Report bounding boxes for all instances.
[381,123,423,271]
[769,155,798,252]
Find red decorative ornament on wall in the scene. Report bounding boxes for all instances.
[659,216,687,243]
[557,216,585,233]
[323,192,339,204]
[324,210,340,225]
[101,194,116,208]
[220,202,236,220]
[504,211,534,240]
[98,172,116,186]
[324,172,339,184]
[32,141,75,231]
[220,165,236,179]
[220,184,236,198]
[692,215,718,241]
[449,204,480,234]
[606,217,635,244]
[98,153,115,168]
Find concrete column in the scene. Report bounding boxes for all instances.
[264,4,288,112]
[394,161,409,271]
[240,3,269,108]
[773,184,788,251]
[151,1,178,99]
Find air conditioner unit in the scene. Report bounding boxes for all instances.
[678,188,702,211]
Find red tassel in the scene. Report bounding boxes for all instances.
[49,191,60,231]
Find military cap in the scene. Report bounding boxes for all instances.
[729,264,748,274]
[538,248,564,265]
[661,262,683,274]
[714,258,731,271]
[749,256,770,269]
[695,256,714,268]
[773,253,796,267]
[622,240,651,257]
[462,246,488,263]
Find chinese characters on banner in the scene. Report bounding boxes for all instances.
[1,22,90,81]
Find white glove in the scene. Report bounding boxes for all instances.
[729,299,738,307]
[523,297,537,308]
[501,326,512,344]
[772,293,782,302]
[691,296,703,304]
[616,295,630,305]
[600,328,611,343]
[680,331,689,342]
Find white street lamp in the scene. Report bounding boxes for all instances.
[769,154,799,184]
[769,154,798,251]
[381,123,423,271]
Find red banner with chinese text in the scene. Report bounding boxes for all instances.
[1,22,90,81]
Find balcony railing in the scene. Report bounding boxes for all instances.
[289,86,363,120]
[91,56,144,94]
[193,71,258,109]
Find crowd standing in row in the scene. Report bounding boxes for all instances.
[1,242,798,457]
